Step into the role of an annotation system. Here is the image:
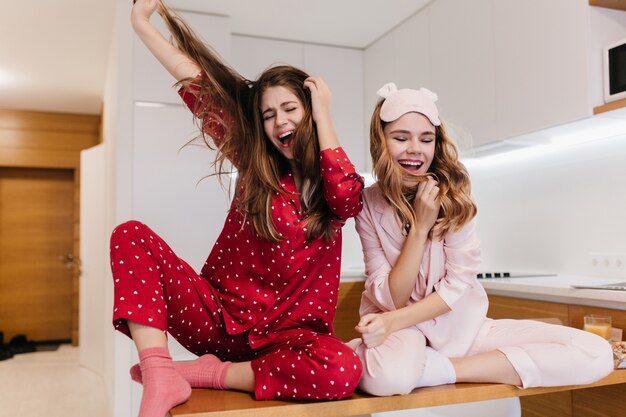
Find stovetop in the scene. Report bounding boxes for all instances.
[476,272,557,279]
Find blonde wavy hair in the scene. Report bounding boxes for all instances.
[370,101,476,239]
[156,1,338,241]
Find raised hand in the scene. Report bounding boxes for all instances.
[303,76,340,150]
[412,177,440,236]
[130,0,200,82]
[131,0,160,28]
[303,76,332,124]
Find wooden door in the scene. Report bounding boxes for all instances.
[0,167,74,341]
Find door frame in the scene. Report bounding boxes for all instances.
[0,109,101,345]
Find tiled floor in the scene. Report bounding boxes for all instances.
[0,345,109,417]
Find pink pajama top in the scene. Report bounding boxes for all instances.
[355,184,488,357]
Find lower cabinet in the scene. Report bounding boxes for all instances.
[487,295,625,417]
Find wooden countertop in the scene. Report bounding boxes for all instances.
[170,370,626,417]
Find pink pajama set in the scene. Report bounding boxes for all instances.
[110,79,365,401]
[351,184,613,395]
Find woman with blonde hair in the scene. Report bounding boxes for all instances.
[349,82,613,396]
[112,1,364,416]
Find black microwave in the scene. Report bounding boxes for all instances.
[604,38,626,103]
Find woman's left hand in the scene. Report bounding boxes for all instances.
[355,312,393,348]
[303,77,332,124]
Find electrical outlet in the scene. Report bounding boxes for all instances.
[590,253,626,273]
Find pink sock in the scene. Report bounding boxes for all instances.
[131,353,231,389]
[137,347,191,417]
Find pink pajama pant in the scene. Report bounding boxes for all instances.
[110,220,361,400]
[353,318,613,395]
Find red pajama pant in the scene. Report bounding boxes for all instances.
[110,220,361,400]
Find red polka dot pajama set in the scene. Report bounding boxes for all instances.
[110,81,365,401]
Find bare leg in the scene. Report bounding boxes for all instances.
[128,321,254,392]
[450,350,522,386]
[128,321,167,350]
[127,321,191,417]
[225,362,255,392]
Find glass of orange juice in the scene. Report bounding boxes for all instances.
[583,315,612,340]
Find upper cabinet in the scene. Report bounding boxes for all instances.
[303,44,366,172]
[365,0,626,151]
[230,35,304,80]
[394,11,431,95]
[430,0,497,148]
[364,32,396,125]
[493,0,590,141]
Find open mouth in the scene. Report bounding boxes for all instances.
[278,131,294,147]
[399,160,423,173]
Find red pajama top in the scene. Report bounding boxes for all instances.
[179,80,364,349]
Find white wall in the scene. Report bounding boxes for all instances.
[465,116,626,277]
[79,145,107,377]
[103,2,135,416]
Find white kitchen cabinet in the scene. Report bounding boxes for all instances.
[430,0,497,148]
[304,44,366,171]
[493,0,590,140]
[364,8,432,102]
[133,104,231,271]
[363,32,395,171]
[230,35,304,80]
[364,32,396,123]
[364,0,497,150]
[364,0,600,150]
[393,9,432,94]
[131,10,233,269]
[132,12,231,104]
[363,9,434,162]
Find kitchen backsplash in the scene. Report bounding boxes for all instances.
[466,124,626,279]
[341,122,626,281]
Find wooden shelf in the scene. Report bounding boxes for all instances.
[589,0,626,11]
[593,97,626,115]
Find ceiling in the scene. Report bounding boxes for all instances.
[0,0,430,115]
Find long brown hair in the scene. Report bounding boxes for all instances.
[157,1,337,241]
[370,101,476,239]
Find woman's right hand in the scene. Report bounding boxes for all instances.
[130,0,201,82]
[355,312,394,348]
[412,177,440,236]
[131,0,160,28]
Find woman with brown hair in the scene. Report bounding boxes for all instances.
[348,82,613,396]
[112,1,363,416]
